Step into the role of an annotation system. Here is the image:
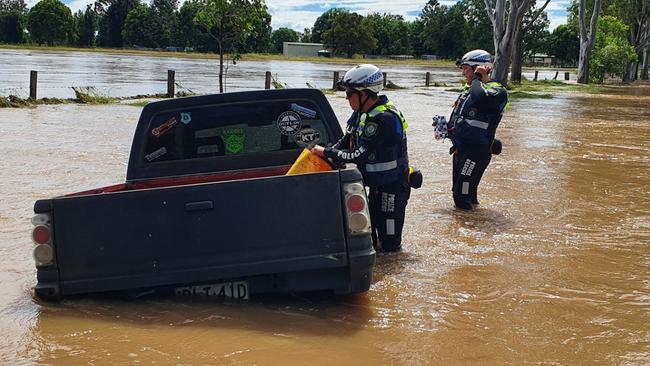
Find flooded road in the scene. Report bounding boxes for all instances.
[1,70,650,363]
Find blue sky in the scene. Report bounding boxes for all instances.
[54,0,571,33]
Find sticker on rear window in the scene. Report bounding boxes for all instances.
[180,112,192,125]
[152,117,178,138]
[277,111,302,136]
[295,128,321,148]
[223,128,245,154]
[291,103,316,118]
[145,147,167,161]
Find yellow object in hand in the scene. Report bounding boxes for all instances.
[286,148,333,175]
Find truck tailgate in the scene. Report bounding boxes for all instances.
[52,171,347,294]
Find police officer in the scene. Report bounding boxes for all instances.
[448,50,508,210]
[311,64,410,252]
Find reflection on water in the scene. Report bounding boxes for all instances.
[0,67,649,364]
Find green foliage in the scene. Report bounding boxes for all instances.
[74,4,97,46]
[194,0,255,52]
[174,0,210,50]
[457,0,494,54]
[589,15,638,82]
[27,0,74,45]
[271,27,298,53]
[311,8,347,43]
[363,13,411,55]
[322,12,376,57]
[240,2,272,53]
[0,10,24,43]
[122,4,156,47]
[522,9,550,58]
[547,24,579,66]
[98,0,141,47]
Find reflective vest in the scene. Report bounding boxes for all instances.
[350,99,409,186]
[450,81,507,146]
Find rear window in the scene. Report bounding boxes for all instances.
[143,100,332,164]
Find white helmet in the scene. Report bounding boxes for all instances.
[457,49,492,69]
[339,64,384,94]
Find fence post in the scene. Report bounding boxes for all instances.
[167,70,175,98]
[382,72,387,87]
[29,70,37,100]
[265,71,271,89]
[425,72,431,87]
[564,72,570,81]
[534,70,538,81]
[333,71,339,90]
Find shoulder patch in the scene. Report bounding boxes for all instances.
[364,122,378,137]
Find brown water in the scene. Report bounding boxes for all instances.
[1,85,649,365]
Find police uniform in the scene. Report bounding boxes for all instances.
[449,74,507,210]
[324,95,410,252]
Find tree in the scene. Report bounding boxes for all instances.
[0,11,24,43]
[97,0,141,47]
[363,13,411,55]
[195,0,258,92]
[299,27,311,43]
[174,0,210,50]
[483,0,538,84]
[459,0,494,53]
[27,0,74,45]
[605,0,650,80]
[122,4,157,47]
[0,0,26,12]
[240,2,272,53]
[271,27,298,53]
[547,24,580,66]
[590,15,638,82]
[311,8,347,43]
[149,0,178,47]
[322,12,376,57]
[74,4,97,46]
[510,0,551,83]
[577,0,603,83]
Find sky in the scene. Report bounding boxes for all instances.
[52,0,571,33]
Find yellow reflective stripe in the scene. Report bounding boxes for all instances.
[357,101,409,135]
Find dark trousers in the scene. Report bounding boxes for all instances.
[452,144,491,210]
[368,180,410,251]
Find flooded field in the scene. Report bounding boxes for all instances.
[2,48,570,99]
[1,51,649,365]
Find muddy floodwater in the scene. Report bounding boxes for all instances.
[1,63,650,363]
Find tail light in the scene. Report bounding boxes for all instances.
[343,182,371,235]
[31,213,54,266]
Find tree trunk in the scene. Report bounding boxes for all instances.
[624,61,637,82]
[484,0,533,85]
[642,48,649,80]
[577,0,602,84]
[510,26,524,83]
[510,1,550,84]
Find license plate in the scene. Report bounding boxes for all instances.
[174,281,249,299]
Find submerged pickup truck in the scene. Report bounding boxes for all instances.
[31,88,375,301]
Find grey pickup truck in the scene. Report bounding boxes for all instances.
[30,88,375,301]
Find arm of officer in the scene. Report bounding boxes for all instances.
[318,116,389,165]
